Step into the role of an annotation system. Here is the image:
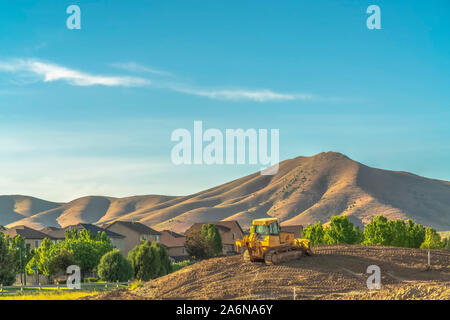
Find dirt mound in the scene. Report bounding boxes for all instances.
[88,246,450,300]
[341,281,450,300]
[79,288,150,300]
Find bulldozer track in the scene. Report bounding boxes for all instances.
[264,247,306,265]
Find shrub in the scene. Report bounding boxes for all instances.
[128,241,172,281]
[98,249,133,282]
[171,260,193,273]
[130,280,144,290]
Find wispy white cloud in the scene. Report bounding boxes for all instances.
[110,61,172,76]
[169,86,316,102]
[0,58,326,102]
[0,59,150,87]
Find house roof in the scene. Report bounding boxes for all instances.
[187,220,244,235]
[0,225,6,231]
[281,225,303,234]
[2,225,54,240]
[65,223,125,238]
[105,221,161,235]
[40,226,66,240]
[162,230,184,238]
[160,230,186,247]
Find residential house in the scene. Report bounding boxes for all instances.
[185,220,244,254]
[104,221,160,256]
[0,225,6,231]
[1,225,54,250]
[40,226,66,243]
[65,223,126,252]
[280,225,304,238]
[159,230,188,261]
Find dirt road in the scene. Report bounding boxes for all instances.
[86,245,450,300]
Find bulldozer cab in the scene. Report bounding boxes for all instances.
[251,218,281,239]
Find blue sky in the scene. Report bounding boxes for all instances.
[0,0,449,201]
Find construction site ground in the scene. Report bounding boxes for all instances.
[85,245,450,300]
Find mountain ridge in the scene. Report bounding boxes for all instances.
[2,152,450,232]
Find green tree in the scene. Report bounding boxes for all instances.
[185,224,223,259]
[362,216,393,246]
[420,228,443,249]
[0,233,17,285]
[442,237,450,250]
[363,216,431,248]
[60,229,113,274]
[26,238,59,277]
[405,219,426,248]
[185,227,208,259]
[301,222,326,246]
[201,224,223,257]
[9,235,33,276]
[324,216,363,245]
[52,249,75,273]
[128,241,172,281]
[151,242,172,276]
[98,249,133,282]
[388,220,408,247]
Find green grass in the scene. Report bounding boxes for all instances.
[0,283,129,299]
[129,280,144,290]
[0,291,97,300]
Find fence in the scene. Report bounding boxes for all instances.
[0,280,131,296]
[311,244,450,268]
[311,244,450,256]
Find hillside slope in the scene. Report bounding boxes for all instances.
[0,195,62,227]
[85,246,450,300]
[4,152,450,231]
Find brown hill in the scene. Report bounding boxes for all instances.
[0,195,62,227]
[3,152,450,231]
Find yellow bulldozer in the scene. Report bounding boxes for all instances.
[235,218,312,265]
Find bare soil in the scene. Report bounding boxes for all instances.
[85,245,450,300]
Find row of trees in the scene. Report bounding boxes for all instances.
[92,223,224,283]
[302,215,449,249]
[26,229,114,278]
[96,240,176,282]
[0,223,221,286]
[0,229,177,285]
